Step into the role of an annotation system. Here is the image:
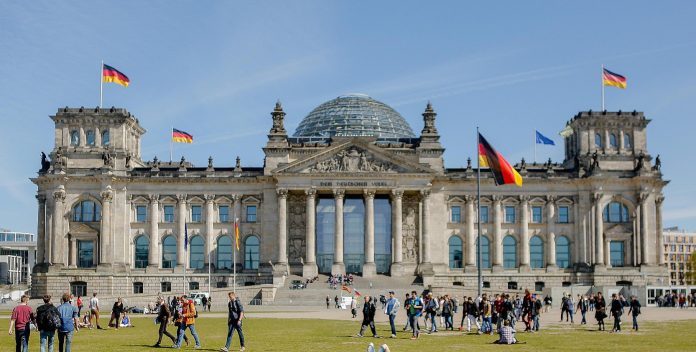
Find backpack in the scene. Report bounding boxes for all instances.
[40,306,62,331]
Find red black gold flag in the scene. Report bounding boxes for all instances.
[478,133,523,187]
[602,68,627,89]
[172,128,193,143]
[102,64,130,87]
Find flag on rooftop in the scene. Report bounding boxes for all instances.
[172,128,193,143]
[478,133,523,187]
[603,68,627,89]
[102,64,130,87]
[535,130,555,145]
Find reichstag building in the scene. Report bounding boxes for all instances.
[31,94,667,297]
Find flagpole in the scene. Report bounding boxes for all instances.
[534,130,537,164]
[208,248,211,296]
[99,60,104,108]
[183,224,187,296]
[170,127,174,163]
[476,127,482,300]
[601,64,605,111]
[234,217,238,293]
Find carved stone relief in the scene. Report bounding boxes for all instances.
[287,192,306,264]
[402,194,420,263]
[307,147,398,173]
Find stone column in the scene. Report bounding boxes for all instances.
[639,193,650,265]
[176,194,187,268]
[656,195,665,265]
[391,190,404,275]
[51,186,66,267]
[593,193,604,266]
[605,240,612,268]
[69,236,77,267]
[519,195,530,270]
[36,195,46,264]
[277,189,288,266]
[420,189,432,264]
[303,188,318,278]
[546,196,557,269]
[363,190,377,278]
[148,194,160,268]
[204,194,215,267]
[99,186,113,266]
[492,195,503,269]
[464,195,476,268]
[332,189,345,274]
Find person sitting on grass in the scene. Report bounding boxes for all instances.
[120,312,133,328]
[78,312,92,329]
[495,320,518,345]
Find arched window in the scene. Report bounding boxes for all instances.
[70,130,80,146]
[609,133,618,148]
[603,202,630,223]
[217,235,232,270]
[556,236,571,269]
[101,130,110,146]
[594,133,602,148]
[244,235,260,270]
[86,130,95,146]
[530,236,544,268]
[477,236,491,269]
[623,133,631,148]
[503,235,517,269]
[72,200,101,222]
[448,236,463,269]
[189,236,204,269]
[162,236,177,268]
[134,235,149,268]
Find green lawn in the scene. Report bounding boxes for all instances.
[1,317,694,351]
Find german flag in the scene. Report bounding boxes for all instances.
[603,68,627,89]
[234,219,240,251]
[172,128,193,143]
[478,133,523,187]
[102,64,130,87]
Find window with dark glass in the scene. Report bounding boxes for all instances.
[595,133,602,148]
[480,206,489,223]
[556,236,571,269]
[133,282,143,294]
[530,236,544,268]
[161,281,172,292]
[191,205,202,223]
[451,206,461,223]
[603,202,629,223]
[189,236,204,269]
[532,206,542,223]
[448,236,463,269]
[72,200,101,222]
[102,130,110,146]
[70,130,80,146]
[610,241,625,267]
[136,205,147,223]
[558,206,569,223]
[246,205,257,222]
[162,236,177,268]
[216,281,228,288]
[219,205,229,223]
[624,133,631,148]
[244,235,260,270]
[217,236,232,269]
[477,237,490,269]
[134,235,149,268]
[164,205,175,223]
[503,236,517,269]
[189,282,199,290]
[77,240,94,268]
[86,130,95,146]
[505,206,516,223]
[610,133,618,148]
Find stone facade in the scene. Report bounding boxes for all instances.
[31,100,668,298]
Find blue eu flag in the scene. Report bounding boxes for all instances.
[536,131,555,145]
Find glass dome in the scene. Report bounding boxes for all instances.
[293,94,416,139]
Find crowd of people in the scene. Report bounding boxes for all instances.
[327,273,354,289]
[655,291,696,308]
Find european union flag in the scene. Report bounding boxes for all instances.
[536,131,555,145]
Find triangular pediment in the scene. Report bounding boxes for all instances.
[69,222,99,235]
[606,223,632,234]
[273,140,435,175]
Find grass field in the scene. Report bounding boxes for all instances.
[1,316,695,352]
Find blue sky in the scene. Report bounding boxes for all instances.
[2,1,695,232]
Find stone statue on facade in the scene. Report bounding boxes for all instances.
[308,147,396,173]
[52,147,67,171]
[634,151,645,171]
[40,152,50,172]
[590,151,600,172]
[653,154,661,171]
[102,151,114,168]
[125,154,132,169]
[270,100,287,134]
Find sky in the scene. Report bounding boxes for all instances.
[1,1,696,233]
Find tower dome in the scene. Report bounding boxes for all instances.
[293,94,416,139]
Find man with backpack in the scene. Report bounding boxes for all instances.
[57,293,79,352]
[424,292,439,333]
[221,292,245,352]
[37,294,61,352]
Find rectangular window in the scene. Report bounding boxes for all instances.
[133,282,144,294]
[219,205,229,223]
[451,206,461,223]
[136,205,147,223]
[77,240,94,268]
[558,206,570,223]
[480,206,489,223]
[505,206,516,223]
[161,282,172,292]
[246,205,257,223]
[532,206,542,223]
[164,205,175,223]
[610,241,625,267]
[191,205,202,223]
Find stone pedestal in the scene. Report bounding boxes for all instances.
[518,264,531,273]
[418,262,435,276]
[362,262,377,278]
[331,263,346,275]
[302,263,318,278]
[390,262,404,276]
[492,264,504,273]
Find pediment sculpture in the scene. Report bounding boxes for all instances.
[306,147,397,173]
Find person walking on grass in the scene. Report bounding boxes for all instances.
[384,291,400,338]
[628,295,642,331]
[578,295,589,325]
[441,295,454,331]
[462,296,480,332]
[610,293,623,332]
[595,292,607,331]
[37,294,61,352]
[565,294,575,324]
[153,297,177,347]
[9,294,35,352]
[424,292,439,333]
[405,291,423,340]
[174,298,201,349]
[402,293,411,331]
[358,296,378,338]
[57,293,79,352]
[221,292,245,352]
[479,294,493,336]
[89,292,103,329]
[531,295,542,332]
[109,298,124,329]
